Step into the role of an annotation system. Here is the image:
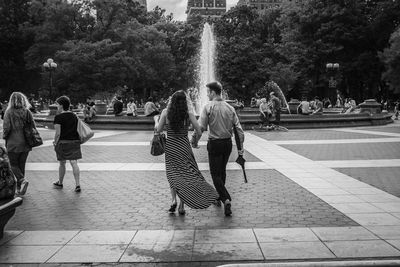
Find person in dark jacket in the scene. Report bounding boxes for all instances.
[113,96,123,116]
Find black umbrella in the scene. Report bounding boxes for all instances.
[233,126,248,183]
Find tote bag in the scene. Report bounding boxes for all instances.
[76,117,94,144]
[23,112,43,148]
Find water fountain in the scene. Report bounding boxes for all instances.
[195,22,216,115]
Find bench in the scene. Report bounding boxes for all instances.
[0,197,23,239]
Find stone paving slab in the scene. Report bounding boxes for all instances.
[335,167,400,198]
[6,170,357,231]
[280,143,400,161]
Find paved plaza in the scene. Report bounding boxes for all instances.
[0,121,400,265]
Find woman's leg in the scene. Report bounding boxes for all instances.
[69,160,80,187]
[178,199,185,215]
[170,188,177,205]
[18,151,30,194]
[8,152,24,187]
[19,151,29,176]
[58,160,67,184]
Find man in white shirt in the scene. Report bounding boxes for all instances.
[198,82,244,216]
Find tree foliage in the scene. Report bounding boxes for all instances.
[214,0,400,103]
[0,0,203,101]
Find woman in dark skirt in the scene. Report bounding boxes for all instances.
[53,96,82,192]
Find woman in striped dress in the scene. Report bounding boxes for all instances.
[155,90,218,215]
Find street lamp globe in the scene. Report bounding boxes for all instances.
[43,58,57,99]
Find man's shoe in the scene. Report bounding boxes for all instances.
[19,181,29,195]
[224,202,232,216]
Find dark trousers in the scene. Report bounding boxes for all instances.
[8,151,29,185]
[207,138,232,203]
[272,110,281,125]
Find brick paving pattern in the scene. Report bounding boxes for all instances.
[336,167,400,198]
[281,143,400,161]
[7,169,357,230]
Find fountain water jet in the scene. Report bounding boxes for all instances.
[195,22,216,115]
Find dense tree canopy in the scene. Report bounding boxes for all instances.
[0,0,399,104]
[215,0,400,103]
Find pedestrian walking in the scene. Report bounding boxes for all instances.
[155,90,218,215]
[197,82,245,216]
[52,96,82,192]
[2,92,35,195]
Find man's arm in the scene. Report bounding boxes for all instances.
[198,105,209,133]
[232,110,244,155]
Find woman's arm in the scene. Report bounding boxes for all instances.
[54,124,61,145]
[155,109,167,133]
[189,112,202,137]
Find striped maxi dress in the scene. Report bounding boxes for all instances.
[165,124,218,209]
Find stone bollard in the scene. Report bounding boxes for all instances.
[359,99,381,114]
[288,99,300,114]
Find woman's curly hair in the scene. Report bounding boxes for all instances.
[167,90,189,132]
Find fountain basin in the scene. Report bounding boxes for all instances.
[34,109,393,130]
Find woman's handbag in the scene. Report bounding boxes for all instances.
[150,132,166,156]
[77,117,94,144]
[23,112,43,148]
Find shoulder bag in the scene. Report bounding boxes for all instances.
[76,115,94,144]
[150,132,166,156]
[23,111,43,148]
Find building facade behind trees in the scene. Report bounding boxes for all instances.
[186,0,227,18]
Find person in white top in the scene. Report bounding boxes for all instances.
[126,98,137,117]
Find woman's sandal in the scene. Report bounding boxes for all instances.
[75,186,81,192]
[53,181,63,188]
[178,209,186,216]
[168,203,177,213]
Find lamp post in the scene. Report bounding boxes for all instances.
[43,58,57,99]
[326,63,340,107]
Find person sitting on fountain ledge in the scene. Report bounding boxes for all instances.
[311,96,323,115]
[113,96,124,116]
[144,97,160,117]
